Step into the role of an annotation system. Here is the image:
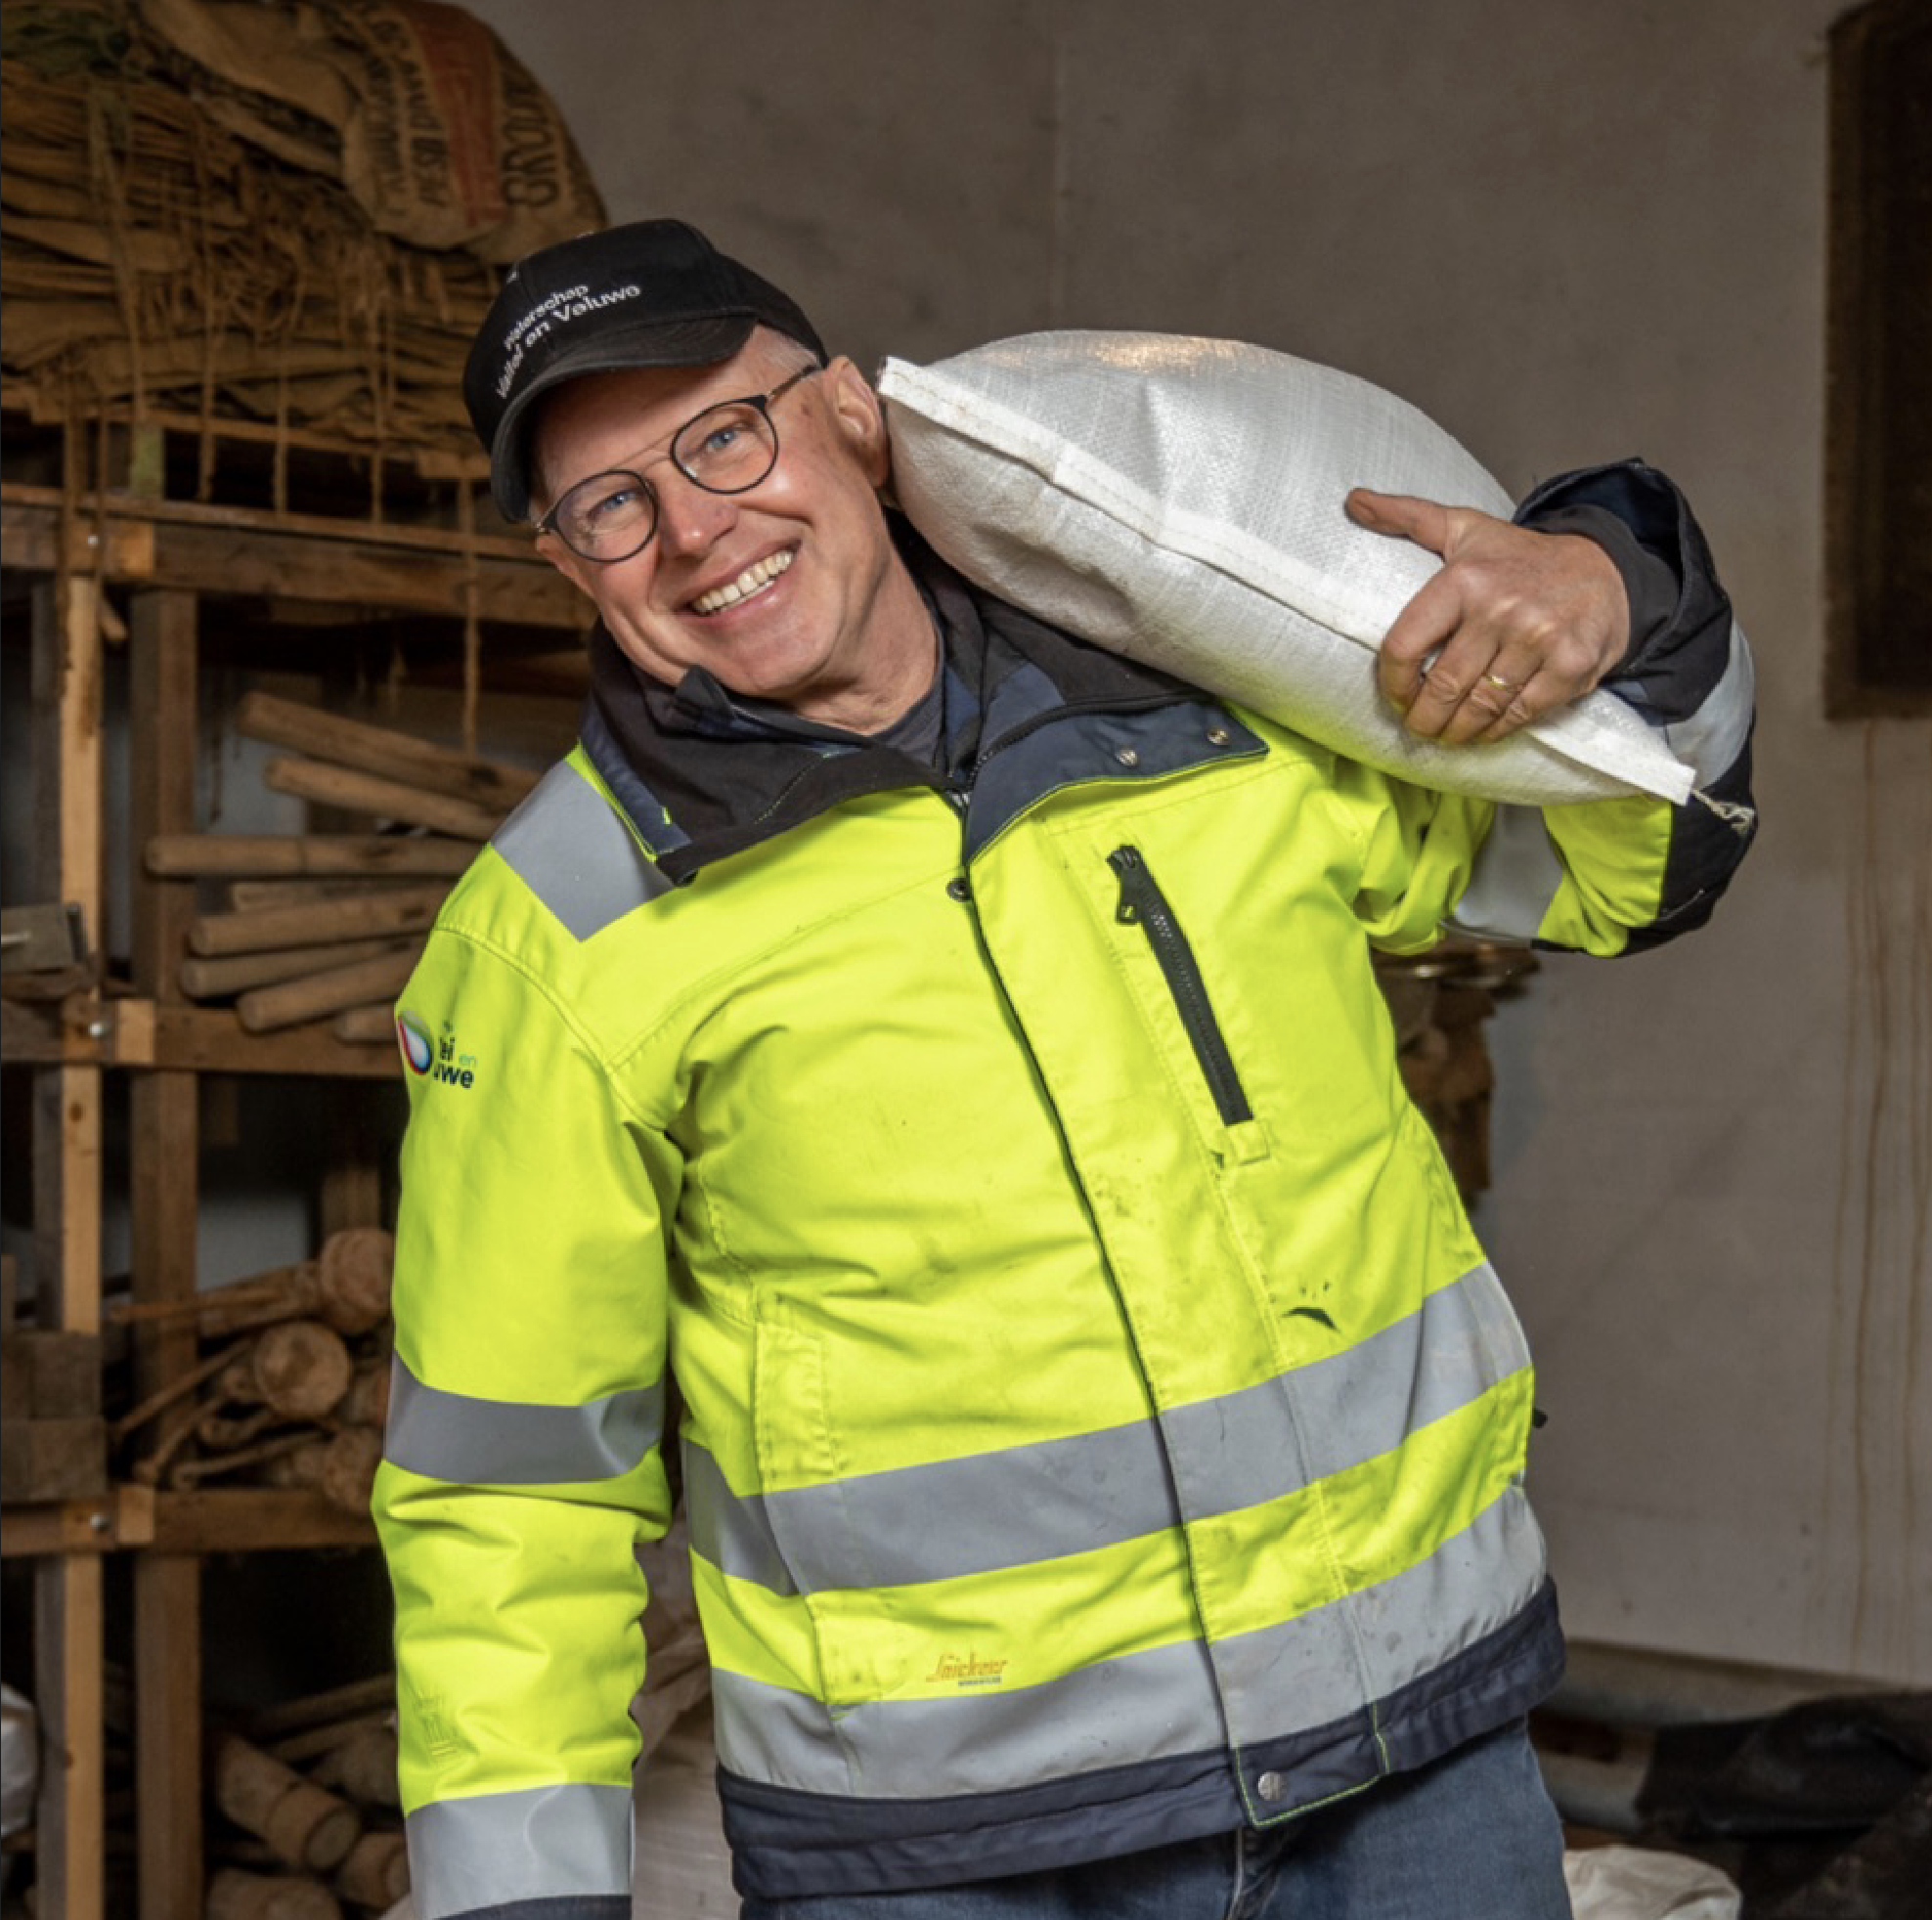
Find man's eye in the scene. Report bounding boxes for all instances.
[696,421,745,460]
[581,480,641,526]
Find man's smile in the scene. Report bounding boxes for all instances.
[690,546,797,616]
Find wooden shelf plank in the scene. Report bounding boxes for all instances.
[3,996,402,1078]
[2,1484,153,1557]
[149,1488,375,1554]
[0,486,589,631]
[0,384,490,480]
[3,1485,374,1557]
[146,1004,404,1077]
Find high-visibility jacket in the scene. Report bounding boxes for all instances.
[375,468,1755,1920]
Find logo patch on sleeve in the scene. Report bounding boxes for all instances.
[396,1010,482,1089]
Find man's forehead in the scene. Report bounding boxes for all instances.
[532,335,803,483]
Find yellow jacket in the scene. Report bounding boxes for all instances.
[377,500,1754,1917]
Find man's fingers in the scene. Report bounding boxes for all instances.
[1351,487,1633,745]
[1373,566,1462,712]
[1345,487,1456,556]
[1411,645,1585,743]
[1398,649,1515,743]
[1443,663,1543,744]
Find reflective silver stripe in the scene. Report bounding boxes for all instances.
[1164,1262,1527,1510]
[683,1443,806,1597]
[1665,619,1756,785]
[713,1633,1222,1798]
[1447,804,1567,943]
[687,1409,1170,1595]
[689,1265,1526,1594]
[493,760,670,940]
[406,1782,631,1917]
[711,1488,1544,1800]
[385,1352,664,1485]
[1211,1484,1546,1756]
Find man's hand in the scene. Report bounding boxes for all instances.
[1345,487,1632,745]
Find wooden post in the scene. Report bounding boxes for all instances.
[30,571,108,1918]
[135,1558,203,1917]
[129,587,207,1920]
[32,1532,105,1920]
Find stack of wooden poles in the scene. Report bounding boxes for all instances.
[204,1674,408,1919]
[147,690,536,1041]
[110,1226,394,1509]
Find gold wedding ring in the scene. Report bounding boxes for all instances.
[1480,673,1517,692]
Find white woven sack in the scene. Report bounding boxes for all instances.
[1562,1844,1742,1920]
[879,331,1693,807]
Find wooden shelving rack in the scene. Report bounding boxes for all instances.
[0,397,587,1918]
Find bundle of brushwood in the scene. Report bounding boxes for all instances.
[1372,938,1537,1202]
[110,1226,395,1510]
[206,1674,409,1916]
[149,688,536,1037]
[0,0,604,460]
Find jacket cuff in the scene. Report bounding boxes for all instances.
[1514,500,1680,669]
[1514,459,1736,725]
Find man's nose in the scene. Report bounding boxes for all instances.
[653,470,735,556]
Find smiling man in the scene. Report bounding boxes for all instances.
[529,351,935,729]
[374,220,1756,1920]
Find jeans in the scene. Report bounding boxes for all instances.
[740,1722,1571,1920]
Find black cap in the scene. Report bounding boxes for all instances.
[464,219,827,521]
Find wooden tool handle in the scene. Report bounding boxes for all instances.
[263,756,503,841]
[208,1731,361,1872]
[110,1229,394,1337]
[236,945,421,1033]
[205,1866,344,1920]
[237,688,537,809]
[189,885,447,958]
[181,937,412,1001]
[311,1724,400,1809]
[147,833,475,879]
[330,1001,398,1044]
[331,1829,408,1907]
[312,1228,394,1335]
[215,1321,353,1421]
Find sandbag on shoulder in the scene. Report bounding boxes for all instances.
[879,331,1693,807]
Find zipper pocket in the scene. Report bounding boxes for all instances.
[1108,845,1253,1126]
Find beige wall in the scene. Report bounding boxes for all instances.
[464,0,1929,1683]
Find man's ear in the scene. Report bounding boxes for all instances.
[823,356,893,488]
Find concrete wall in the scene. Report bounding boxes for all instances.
[462,0,1930,1684]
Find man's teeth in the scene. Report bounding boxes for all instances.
[692,549,793,615]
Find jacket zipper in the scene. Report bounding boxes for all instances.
[1108,846,1253,1126]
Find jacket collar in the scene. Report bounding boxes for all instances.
[580,517,1198,882]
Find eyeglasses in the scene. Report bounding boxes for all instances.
[536,365,821,563]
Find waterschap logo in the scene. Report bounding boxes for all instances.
[396,1011,481,1090]
[495,281,641,400]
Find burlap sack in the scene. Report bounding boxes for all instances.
[137,0,605,263]
[881,332,1694,807]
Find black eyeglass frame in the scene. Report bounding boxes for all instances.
[534,364,823,564]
